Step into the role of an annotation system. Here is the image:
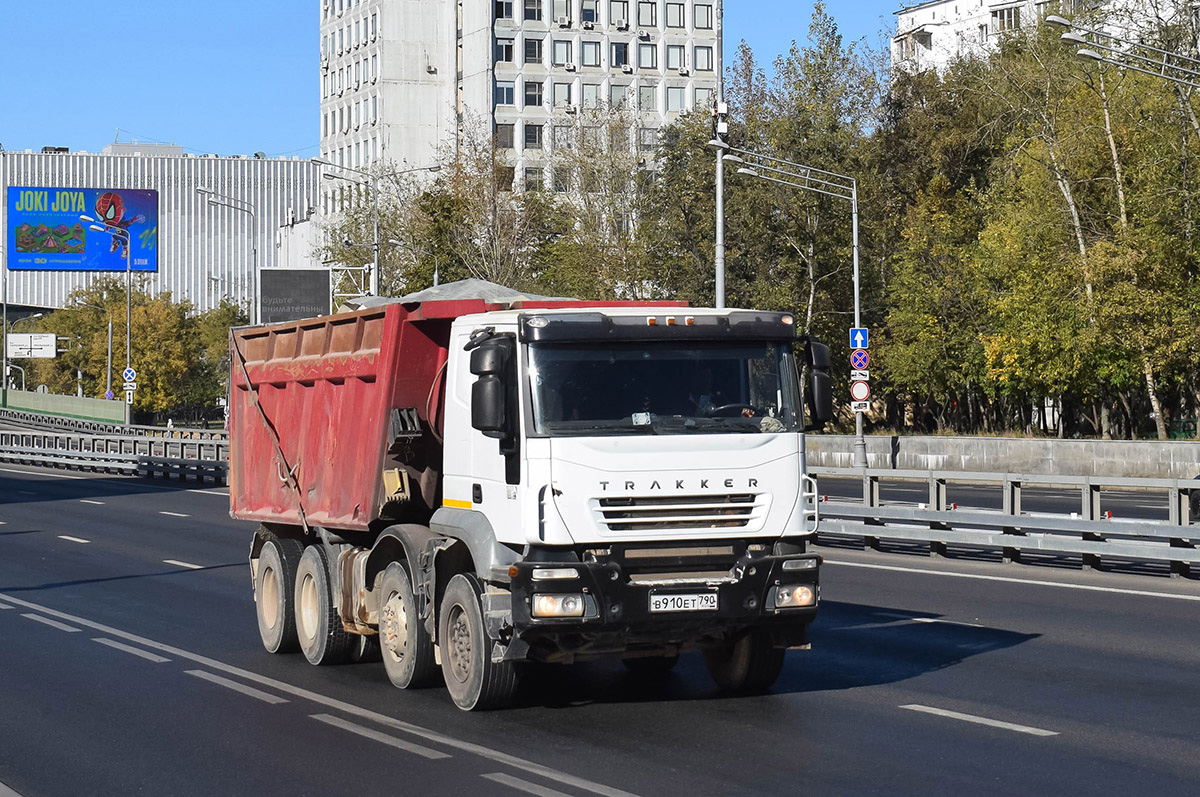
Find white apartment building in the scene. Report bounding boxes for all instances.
[318,0,722,198]
[892,0,1102,71]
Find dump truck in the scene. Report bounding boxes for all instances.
[230,280,833,710]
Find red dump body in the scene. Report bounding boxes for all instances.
[229,295,684,532]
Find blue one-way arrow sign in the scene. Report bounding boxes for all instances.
[850,327,869,349]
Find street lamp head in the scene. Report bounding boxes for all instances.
[196,187,214,196]
[1045,14,1072,28]
[79,214,95,223]
[1060,31,1087,45]
[736,167,760,178]
[707,139,731,150]
[1077,48,1104,62]
[723,154,745,165]
[89,224,106,233]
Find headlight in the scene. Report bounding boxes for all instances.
[774,585,815,608]
[532,567,579,580]
[532,593,585,617]
[782,558,819,571]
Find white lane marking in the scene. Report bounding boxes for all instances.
[21,614,81,633]
[482,772,573,797]
[79,499,105,506]
[0,601,12,610]
[163,559,203,570]
[92,637,171,663]
[57,535,91,544]
[0,591,636,797]
[901,704,1059,737]
[0,521,7,525]
[186,670,289,705]
[0,778,24,797]
[310,714,449,760]
[0,466,85,480]
[17,490,36,495]
[873,611,983,628]
[826,560,1200,603]
[159,511,190,518]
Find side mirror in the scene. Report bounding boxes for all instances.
[803,338,834,430]
[469,337,514,439]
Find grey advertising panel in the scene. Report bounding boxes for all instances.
[258,268,332,323]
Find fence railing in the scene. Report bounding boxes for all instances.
[0,407,227,441]
[0,429,228,484]
[811,466,1199,579]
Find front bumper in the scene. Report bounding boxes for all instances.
[507,548,820,659]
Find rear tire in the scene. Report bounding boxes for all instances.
[255,537,303,654]
[438,574,518,711]
[294,545,353,666]
[377,563,439,688]
[703,629,785,694]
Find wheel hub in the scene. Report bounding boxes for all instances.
[261,565,279,629]
[448,606,471,683]
[381,593,409,663]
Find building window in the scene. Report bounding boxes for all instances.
[552,0,571,23]
[610,1,629,25]
[497,166,516,192]
[372,94,378,121]
[581,40,600,67]
[609,124,629,151]
[637,1,657,26]
[525,37,543,63]
[553,81,572,107]
[666,2,684,27]
[495,0,514,19]
[525,123,544,149]
[694,4,712,29]
[610,83,628,107]
[666,44,684,70]
[525,166,545,191]
[639,42,657,68]
[524,0,542,21]
[553,124,574,150]
[495,79,516,105]
[495,38,514,63]
[991,7,1020,32]
[638,127,658,152]
[553,167,571,193]
[553,40,572,65]
[525,78,544,106]
[371,12,377,38]
[497,123,515,148]
[639,82,657,110]
[582,0,598,23]
[582,82,600,107]
[611,42,629,67]
[694,45,712,71]
[666,85,685,111]
[372,54,378,80]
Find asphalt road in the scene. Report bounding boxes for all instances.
[2,464,1200,796]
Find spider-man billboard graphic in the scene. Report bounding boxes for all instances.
[7,187,158,271]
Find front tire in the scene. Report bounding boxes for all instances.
[438,574,518,711]
[703,629,785,694]
[295,545,353,666]
[377,563,439,688]
[255,537,303,654]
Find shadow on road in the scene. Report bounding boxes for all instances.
[0,563,243,593]
[498,598,1038,710]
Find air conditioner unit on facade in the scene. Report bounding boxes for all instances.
[565,105,577,114]
[615,19,628,30]
[637,29,650,39]
[565,62,576,71]
[621,63,633,73]
[557,15,570,27]
[583,21,594,29]
[677,67,689,76]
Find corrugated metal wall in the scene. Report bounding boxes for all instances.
[1,152,322,315]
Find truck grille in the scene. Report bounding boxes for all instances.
[595,493,764,532]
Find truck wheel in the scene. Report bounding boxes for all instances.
[703,629,785,694]
[255,537,304,654]
[349,635,381,664]
[294,545,352,666]
[622,654,679,675]
[438,574,519,711]
[377,563,439,688]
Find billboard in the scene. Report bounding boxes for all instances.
[7,187,158,271]
[259,268,332,324]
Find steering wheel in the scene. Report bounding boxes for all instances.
[705,403,756,418]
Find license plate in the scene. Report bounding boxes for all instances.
[649,593,718,613]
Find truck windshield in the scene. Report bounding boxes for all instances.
[528,341,802,436]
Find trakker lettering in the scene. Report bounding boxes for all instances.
[598,478,760,491]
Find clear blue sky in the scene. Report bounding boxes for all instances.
[0,1,896,157]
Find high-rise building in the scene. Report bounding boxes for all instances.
[318,0,722,198]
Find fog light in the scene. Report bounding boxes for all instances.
[782,558,818,571]
[532,593,585,617]
[532,567,579,580]
[775,585,815,608]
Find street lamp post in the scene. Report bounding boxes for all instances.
[79,215,132,423]
[729,147,868,468]
[197,188,258,323]
[312,159,440,298]
[3,312,44,392]
[1047,14,1200,90]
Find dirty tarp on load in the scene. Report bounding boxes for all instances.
[340,278,575,311]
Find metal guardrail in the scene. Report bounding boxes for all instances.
[811,467,1199,579]
[0,429,228,484]
[0,407,228,441]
